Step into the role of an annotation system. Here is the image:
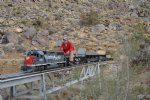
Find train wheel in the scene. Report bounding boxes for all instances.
[31,66,37,72]
[39,66,44,71]
[44,65,47,70]
[62,63,66,67]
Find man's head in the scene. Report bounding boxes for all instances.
[63,35,68,44]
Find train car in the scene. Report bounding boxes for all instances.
[59,48,105,65]
[21,50,66,72]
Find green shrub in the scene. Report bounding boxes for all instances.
[132,85,144,94]
[131,23,150,43]
[32,19,42,28]
[20,19,32,26]
[129,23,150,73]
[80,11,99,26]
[32,17,45,30]
[12,7,22,16]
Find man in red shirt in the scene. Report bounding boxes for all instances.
[60,35,75,62]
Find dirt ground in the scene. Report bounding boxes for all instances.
[0,59,22,74]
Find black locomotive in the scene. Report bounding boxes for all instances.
[21,48,107,72]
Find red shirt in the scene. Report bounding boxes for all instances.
[60,41,74,54]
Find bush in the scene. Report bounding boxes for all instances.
[131,23,150,43]
[32,19,43,28]
[80,11,99,26]
[32,17,48,30]
[132,85,144,94]
[130,23,150,72]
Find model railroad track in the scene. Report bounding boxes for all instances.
[0,62,98,81]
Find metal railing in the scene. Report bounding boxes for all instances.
[0,62,101,100]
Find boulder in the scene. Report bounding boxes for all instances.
[130,11,138,17]
[8,20,15,25]
[32,35,49,47]
[1,35,7,44]
[38,30,49,36]
[6,32,18,44]
[70,18,80,26]
[107,1,128,10]
[61,30,68,35]
[2,43,15,53]
[15,44,26,53]
[129,5,136,11]
[32,41,40,47]
[47,27,58,34]
[1,32,18,44]
[91,24,106,33]
[107,1,119,10]
[24,27,37,39]
[109,23,121,31]
[15,27,23,33]
[137,94,145,100]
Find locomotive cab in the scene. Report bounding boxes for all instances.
[21,50,46,72]
[26,50,46,65]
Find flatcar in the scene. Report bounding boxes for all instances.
[21,48,109,72]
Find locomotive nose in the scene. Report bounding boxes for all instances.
[24,56,33,65]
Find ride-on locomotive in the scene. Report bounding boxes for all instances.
[21,48,108,72]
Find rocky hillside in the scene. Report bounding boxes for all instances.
[0,0,150,74]
[0,0,150,100]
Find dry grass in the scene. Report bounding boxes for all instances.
[0,59,21,74]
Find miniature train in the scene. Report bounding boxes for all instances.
[21,48,109,72]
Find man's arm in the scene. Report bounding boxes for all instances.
[60,43,64,51]
[69,41,74,52]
